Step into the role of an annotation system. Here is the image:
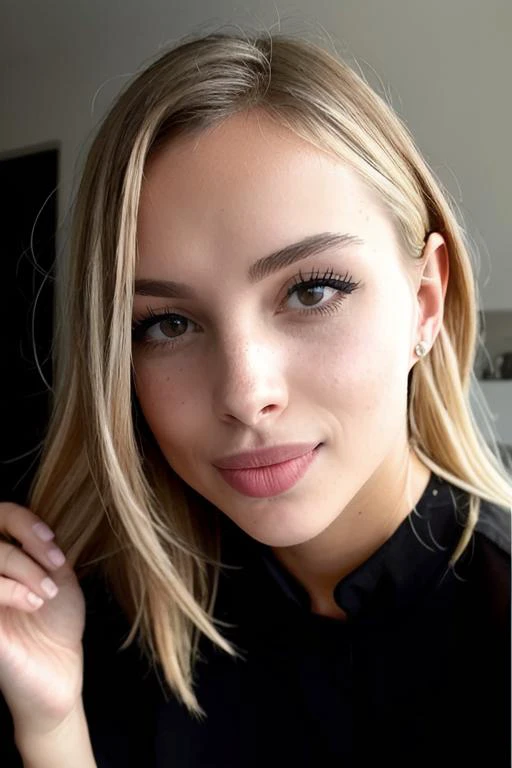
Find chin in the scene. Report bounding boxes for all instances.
[233,514,331,548]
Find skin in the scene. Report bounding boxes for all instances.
[132,110,449,619]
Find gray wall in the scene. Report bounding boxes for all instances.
[1,0,510,439]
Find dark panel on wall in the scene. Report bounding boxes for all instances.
[0,147,58,505]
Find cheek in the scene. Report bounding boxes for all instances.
[133,361,203,452]
[310,295,412,415]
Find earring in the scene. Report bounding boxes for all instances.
[415,341,429,358]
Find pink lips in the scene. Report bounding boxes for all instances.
[213,442,322,497]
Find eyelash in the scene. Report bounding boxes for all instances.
[131,267,361,351]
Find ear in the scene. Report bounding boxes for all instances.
[410,232,449,370]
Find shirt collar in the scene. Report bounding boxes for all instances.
[220,472,470,625]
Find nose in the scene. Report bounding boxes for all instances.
[212,328,289,427]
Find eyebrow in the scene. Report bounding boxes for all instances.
[134,232,364,299]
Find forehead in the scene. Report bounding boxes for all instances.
[136,111,399,275]
[141,111,369,208]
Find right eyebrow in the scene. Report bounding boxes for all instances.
[134,231,364,299]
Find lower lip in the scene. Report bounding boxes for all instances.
[215,445,322,498]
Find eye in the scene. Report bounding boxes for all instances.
[284,267,361,314]
[132,307,198,350]
[131,267,361,351]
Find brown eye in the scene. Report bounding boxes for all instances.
[132,310,199,349]
[159,317,189,338]
[285,268,361,314]
[294,285,327,307]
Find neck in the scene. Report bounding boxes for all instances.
[271,442,432,620]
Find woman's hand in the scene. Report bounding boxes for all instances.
[0,502,86,739]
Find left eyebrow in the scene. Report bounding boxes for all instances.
[134,231,364,299]
[248,231,364,282]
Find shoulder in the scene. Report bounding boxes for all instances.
[466,497,511,624]
[79,569,158,696]
[475,496,511,555]
[78,571,160,765]
[79,570,139,642]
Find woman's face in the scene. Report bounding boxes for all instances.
[133,111,436,547]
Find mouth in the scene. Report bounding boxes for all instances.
[213,441,323,470]
[214,444,322,498]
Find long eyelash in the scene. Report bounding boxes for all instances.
[132,304,172,329]
[131,304,186,342]
[131,267,361,349]
[287,266,358,292]
[286,267,361,314]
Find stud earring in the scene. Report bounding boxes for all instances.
[415,341,429,358]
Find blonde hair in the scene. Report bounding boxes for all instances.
[29,29,512,716]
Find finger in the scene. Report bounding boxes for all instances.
[0,541,59,605]
[0,502,67,574]
[0,575,47,612]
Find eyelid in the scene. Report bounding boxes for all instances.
[131,305,195,344]
[131,265,361,348]
[132,268,357,321]
[132,304,178,327]
[284,266,358,296]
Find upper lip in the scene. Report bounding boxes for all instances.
[213,442,321,469]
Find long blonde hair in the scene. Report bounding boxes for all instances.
[29,29,512,716]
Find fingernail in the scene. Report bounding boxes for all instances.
[48,547,66,567]
[27,591,44,607]
[41,577,58,598]
[32,522,55,542]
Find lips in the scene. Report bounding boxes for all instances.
[213,442,321,469]
[214,445,321,497]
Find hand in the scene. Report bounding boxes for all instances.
[0,502,86,738]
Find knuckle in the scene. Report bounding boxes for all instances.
[9,578,26,605]
[3,542,19,571]
[0,501,26,512]
[2,503,23,536]
[0,503,39,545]
[2,501,26,521]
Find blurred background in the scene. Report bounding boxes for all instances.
[0,0,510,503]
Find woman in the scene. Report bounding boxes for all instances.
[0,30,510,767]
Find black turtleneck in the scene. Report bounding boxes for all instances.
[0,474,509,767]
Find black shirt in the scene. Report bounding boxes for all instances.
[1,472,510,766]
